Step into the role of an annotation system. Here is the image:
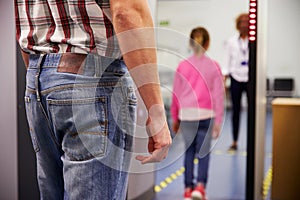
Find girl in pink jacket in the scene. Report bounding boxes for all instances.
[171,27,224,200]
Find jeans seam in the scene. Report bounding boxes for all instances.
[26,82,120,95]
[111,80,127,200]
[47,96,106,105]
[38,100,62,148]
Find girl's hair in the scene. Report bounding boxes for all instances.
[189,27,210,50]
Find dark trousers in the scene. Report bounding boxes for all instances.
[181,119,212,188]
[230,76,249,142]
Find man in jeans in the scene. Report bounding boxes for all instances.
[15,0,172,199]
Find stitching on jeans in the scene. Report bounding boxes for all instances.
[43,82,118,94]
[67,151,106,162]
[47,97,106,105]
[69,131,107,137]
[25,82,121,95]
[38,101,62,147]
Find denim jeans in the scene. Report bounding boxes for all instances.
[24,53,137,200]
[180,119,213,188]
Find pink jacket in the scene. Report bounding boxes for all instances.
[171,54,224,125]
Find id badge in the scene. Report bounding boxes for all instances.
[241,61,248,66]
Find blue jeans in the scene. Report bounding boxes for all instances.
[25,53,137,200]
[181,119,213,188]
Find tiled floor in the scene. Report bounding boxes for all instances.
[153,109,273,200]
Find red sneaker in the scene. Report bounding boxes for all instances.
[184,188,192,200]
[191,185,206,200]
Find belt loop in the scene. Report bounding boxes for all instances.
[95,54,101,77]
[35,54,46,102]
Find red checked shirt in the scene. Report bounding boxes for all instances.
[15,0,121,58]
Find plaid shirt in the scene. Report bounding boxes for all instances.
[15,0,121,58]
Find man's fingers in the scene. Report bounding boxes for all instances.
[136,155,160,164]
[135,147,169,164]
[135,155,147,161]
[135,155,157,164]
[135,155,153,164]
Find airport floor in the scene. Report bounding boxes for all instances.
[153,109,273,200]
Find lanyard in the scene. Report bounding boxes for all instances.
[238,37,249,56]
[238,37,249,66]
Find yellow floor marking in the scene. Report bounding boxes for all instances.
[154,149,272,194]
[262,166,273,200]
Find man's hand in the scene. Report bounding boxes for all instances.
[136,123,171,164]
[136,105,172,164]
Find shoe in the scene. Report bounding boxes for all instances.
[184,188,192,200]
[191,185,206,200]
[228,144,238,151]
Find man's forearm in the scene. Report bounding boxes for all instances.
[110,0,164,111]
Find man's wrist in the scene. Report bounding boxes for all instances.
[148,104,166,121]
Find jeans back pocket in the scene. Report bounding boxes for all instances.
[48,91,108,161]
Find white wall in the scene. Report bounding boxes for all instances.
[0,1,18,199]
[148,0,157,23]
[267,0,300,96]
